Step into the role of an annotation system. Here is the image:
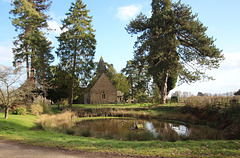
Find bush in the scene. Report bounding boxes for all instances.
[31,104,43,116]
[35,111,76,133]
[126,131,155,141]
[33,96,52,114]
[81,129,92,137]
[12,107,26,115]
[62,99,69,106]
[171,96,179,103]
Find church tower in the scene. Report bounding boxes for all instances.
[97,57,107,77]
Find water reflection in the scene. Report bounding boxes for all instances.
[75,118,222,141]
[169,123,191,137]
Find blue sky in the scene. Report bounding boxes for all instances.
[0,0,240,95]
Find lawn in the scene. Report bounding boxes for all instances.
[52,103,155,110]
[0,112,240,157]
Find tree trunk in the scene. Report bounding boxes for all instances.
[160,72,169,104]
[131,75,134,102]
[26,50,30,80]
[69,50,77,108]
[5,107,9,119]
[30,49,35,82]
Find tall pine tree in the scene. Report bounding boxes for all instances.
[33,30,54,97]
[56,0,96,108]
[126,0,224,104]
[10,0,52,81]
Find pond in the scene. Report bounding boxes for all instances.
[75,118,224,141]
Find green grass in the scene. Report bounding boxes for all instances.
[0,112,240,157]
[52,103,154,109]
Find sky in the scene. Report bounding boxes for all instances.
[0,0,240,95]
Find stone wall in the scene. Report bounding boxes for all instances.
[90,73,117,104]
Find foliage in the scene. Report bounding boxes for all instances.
[47,66,83,104]
[33,30,54,96]
[10,0,52,80]
[35,111,76,133]
[171,96,179,103]
[12,107,26,115]
[126,0,224,104]
[33,96,51,114]
[30,104,43,116]
[126,131,155,141]
[56,0,96,107]
[182,96,240,108]
[122,60,151,101]
[234,89,240,96]
[0,65,23,119]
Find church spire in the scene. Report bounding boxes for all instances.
[97,57,107,76]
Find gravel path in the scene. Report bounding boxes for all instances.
[0,140,134,158]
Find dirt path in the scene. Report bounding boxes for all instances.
[0,140,135,158]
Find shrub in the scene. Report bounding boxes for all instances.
[35,111,76,133]
[12,107,26,115]
[126,131,155,141]
[33,96,52,114]
[62,99,69,106]
[171,96,179,103]
[80,129,92,137]
[31,104,43,116]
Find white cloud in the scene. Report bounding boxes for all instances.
[172,52,240,95]
[220,52,240,70]
[48,20,62,35]
[116,4,142,21]
[0,43,13,66]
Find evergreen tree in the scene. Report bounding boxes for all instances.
[234,89,240,96]
[126,0,224,104]
[10,0,52,81]
[56,0,96,108]
[47,66,81,104]
[33,30,54,97]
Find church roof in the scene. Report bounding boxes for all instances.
[85,57,109,91]
[97,57,107,75]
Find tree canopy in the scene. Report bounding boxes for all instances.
[56,0,96,107]
[10,0,53,81]
[126,0,224,104]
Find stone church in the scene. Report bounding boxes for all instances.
[84,57,117,104]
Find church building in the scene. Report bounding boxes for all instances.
[84,57,117,104]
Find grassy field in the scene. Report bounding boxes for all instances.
[52,103,156,110]
[0,112,240,157]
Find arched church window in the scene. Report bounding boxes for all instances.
[102,91,106,99]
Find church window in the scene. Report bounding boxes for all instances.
[102,91,106,99]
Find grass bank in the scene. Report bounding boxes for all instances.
[0,113,240,157]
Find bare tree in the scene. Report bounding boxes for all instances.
[0,65,23,119]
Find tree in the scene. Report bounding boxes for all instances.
[122,60,152,101]
[33,30,54,98]
[56,0,96,108]
[47,65,82,104]
[197,92,204,97]
[0,66,23,119]
[234,89,240,96]
[126,0,224,104]
[10,0,52,81]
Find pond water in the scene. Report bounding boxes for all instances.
[75,118,223,141]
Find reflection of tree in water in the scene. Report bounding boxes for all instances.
[169,123,191,137]
[147,121,180,140]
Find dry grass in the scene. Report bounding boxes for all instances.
[31,104,43,116]
[182,96,240,109]
[35,111,76,133]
